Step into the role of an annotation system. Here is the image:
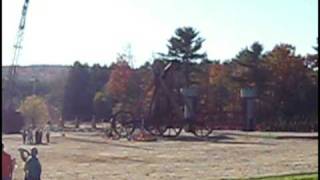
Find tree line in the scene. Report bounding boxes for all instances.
[5,27,318,132]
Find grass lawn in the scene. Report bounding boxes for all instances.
[246,172,318,180]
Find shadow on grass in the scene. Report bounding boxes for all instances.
[162,134,276,146]
[20,142,51,146]
[64,136,153,151]
[60,133,275,147]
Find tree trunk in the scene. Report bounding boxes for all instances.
[75,117,79,128]
[91,115,96,129]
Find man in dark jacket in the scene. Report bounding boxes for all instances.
[35,130,39,145]
[39,130,43,144]
[24,148,41,180]
[21,129,27,144]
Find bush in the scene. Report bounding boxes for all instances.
[18,95,50,128]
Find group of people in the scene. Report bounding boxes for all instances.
[2,122,53,179]
[2,144,42,180]
[21,122,51,145]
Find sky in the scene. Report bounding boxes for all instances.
[2,0,318,67]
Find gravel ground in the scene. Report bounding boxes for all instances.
[2,131,318,180]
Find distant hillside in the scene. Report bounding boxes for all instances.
[2,65,71,82]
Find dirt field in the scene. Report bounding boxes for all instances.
[2,130,318,180]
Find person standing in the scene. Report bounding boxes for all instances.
[35,129,40,145]
[27,129,33,145]
[39,129,43,144]
[24,148,42,180]
[44,121,51,144]
[2,144,15,180]
[21,128,27,144]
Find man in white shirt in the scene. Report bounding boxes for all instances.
[43,121,51,144]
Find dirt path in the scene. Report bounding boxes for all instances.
[2,131,318,180]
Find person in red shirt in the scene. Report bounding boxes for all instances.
[2,144,14,180]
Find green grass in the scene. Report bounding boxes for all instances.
[246,172,318,180]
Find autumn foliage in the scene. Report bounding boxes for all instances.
[106,60,133,100]
[59,27,317,132]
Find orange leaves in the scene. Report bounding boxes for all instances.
[208,64,226,85]
[106,61,133,99]
[264,44,307,85]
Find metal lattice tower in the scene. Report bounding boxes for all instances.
[5,0,30,109]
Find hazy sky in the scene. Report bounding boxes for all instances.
[2,0,318,67]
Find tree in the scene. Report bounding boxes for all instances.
[161,26,207,86]
[261,44,317,129]
[93,91,112,120]
[106,56,132,99]
[89,64,111,118]
[18,95,50,128]
[62,61,92,121]
[89,64,110,93]
[44,75,67,119]
[232,42,267,89]
[305,44,318,71]
[165,27,206,62]
[230,42,269,118]
[105,56,134,112]
[207,63,237,112]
